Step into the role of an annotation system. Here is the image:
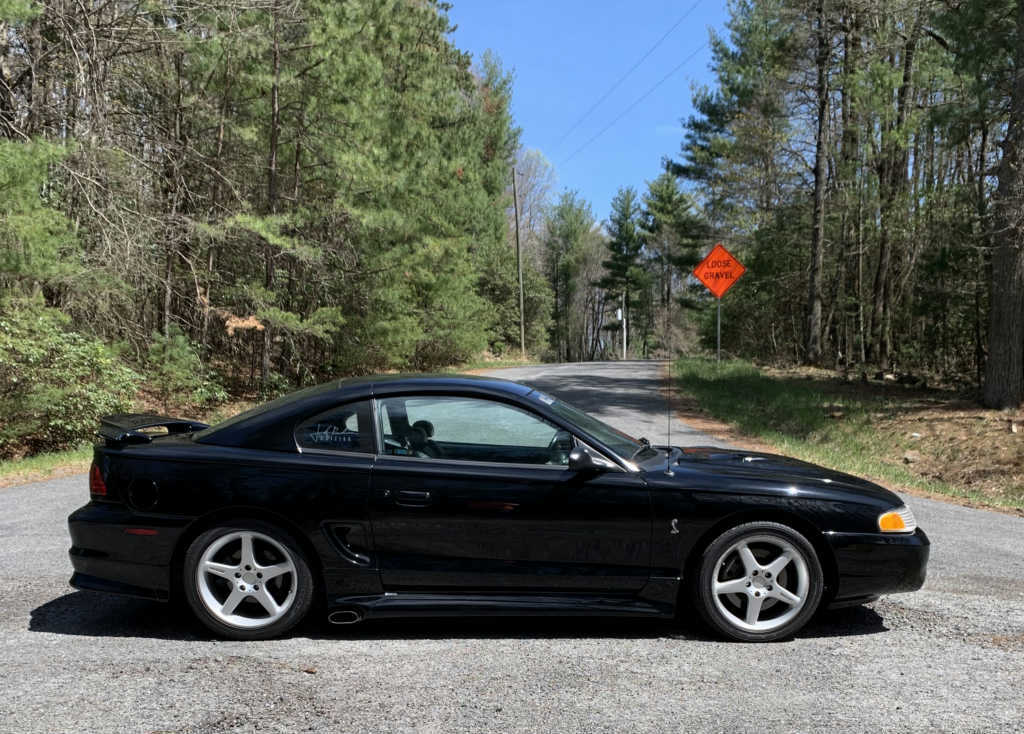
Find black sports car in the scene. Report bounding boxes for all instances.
[68,374,928,642]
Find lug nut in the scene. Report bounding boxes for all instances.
[745,581,751,587]
[245,565,251,571]
[234,572,241,578]
[768,585,774,591]
[754,591,761,597]
[752,570,758,576]
[257,573,263,579]
[765,572,772,578]
[254,585,260,590]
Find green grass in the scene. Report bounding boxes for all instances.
[441,356,540,373]
[674,357,1023,510]
[0,444,93,487]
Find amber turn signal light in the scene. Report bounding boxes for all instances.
[878,506,916,533]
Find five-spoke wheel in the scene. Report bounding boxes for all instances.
[184,522,313,640]
[695,521,823,641]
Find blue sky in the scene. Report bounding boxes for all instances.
[448,0,729,224]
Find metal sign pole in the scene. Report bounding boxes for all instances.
[717,298,721,363]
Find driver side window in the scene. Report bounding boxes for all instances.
[377,396,572,466]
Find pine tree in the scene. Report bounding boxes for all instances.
[599,187,646,355]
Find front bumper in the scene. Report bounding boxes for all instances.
[68,502,190,601]
[825,527,929,605]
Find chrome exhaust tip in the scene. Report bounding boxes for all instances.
[328,609,363,625]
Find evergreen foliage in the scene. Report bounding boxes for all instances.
[543,192,605,361]
[147,325,227,412]
[599,187,646,305]
[0,0,554,455]
[0,302,139,458]
[670,0,1021,394]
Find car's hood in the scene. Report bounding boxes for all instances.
[644,446,902,506]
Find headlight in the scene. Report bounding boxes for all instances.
[878,505,917,533]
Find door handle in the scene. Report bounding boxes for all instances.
[394,489,433,507]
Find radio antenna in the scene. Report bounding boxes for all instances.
[664,298,674,477]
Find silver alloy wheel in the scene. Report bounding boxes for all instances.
[710,533,810,633]
[195,530,297,630]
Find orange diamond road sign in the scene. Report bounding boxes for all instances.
[693,243,746,299]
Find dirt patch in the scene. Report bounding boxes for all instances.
[869,404,1024,506]
[668,390,776,453]
[976,632,1024,651]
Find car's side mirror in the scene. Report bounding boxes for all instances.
[568,446,616,474]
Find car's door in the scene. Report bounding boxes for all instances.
[291,400,379,598]
[369,393,652,592]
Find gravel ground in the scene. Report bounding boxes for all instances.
[1,360,1022,733]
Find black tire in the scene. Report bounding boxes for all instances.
[183,520,314,640]
[693,521,823,642]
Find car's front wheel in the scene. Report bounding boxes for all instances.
[694,521,823,642]
[183,521,314,640]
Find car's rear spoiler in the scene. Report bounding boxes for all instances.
[98,413,210,445]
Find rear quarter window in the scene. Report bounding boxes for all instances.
[295,400,375,453]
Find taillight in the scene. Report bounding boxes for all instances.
[89,463,108,498]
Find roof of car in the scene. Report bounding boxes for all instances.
[194,373,535,449]
[370,373,534,395]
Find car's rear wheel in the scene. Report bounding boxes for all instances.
[183,521,313,640]
[694,521,823,642]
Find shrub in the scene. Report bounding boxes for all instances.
[147,325,226,411]
[0,303,140,458]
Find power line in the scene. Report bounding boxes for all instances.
[561,43,708,167]
[555,0,703,148]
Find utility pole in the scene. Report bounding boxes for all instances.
[512,167,526,360]
[622,291,627,360]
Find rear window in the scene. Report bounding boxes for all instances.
[193,383,328,442]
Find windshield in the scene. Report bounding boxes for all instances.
[531,391,654,461]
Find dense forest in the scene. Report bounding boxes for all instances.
[1,0,1023,460]
[669,0,1024,409]
[0,0,553,457]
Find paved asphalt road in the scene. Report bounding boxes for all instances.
[1,361,1022,733]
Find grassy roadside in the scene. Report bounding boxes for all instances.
[0,445,94,489]
[673,357,1024,514]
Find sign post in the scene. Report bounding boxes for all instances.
[693,243,746,363]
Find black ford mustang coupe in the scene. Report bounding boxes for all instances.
[68,374,928,642]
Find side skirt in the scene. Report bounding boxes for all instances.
[328,588,678,621]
